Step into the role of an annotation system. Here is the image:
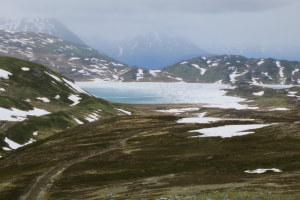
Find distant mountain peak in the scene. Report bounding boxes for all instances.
[88,32,210,69]
[0,17,85,45]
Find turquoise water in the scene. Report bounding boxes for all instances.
[77,82,241,105]
[86,87,164,103]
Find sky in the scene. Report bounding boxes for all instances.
[0,0,300,59]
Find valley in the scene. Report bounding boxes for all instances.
[0,11,299,200]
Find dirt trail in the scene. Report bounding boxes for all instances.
[19,140,126,200]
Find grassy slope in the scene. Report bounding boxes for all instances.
[0,56,117,152]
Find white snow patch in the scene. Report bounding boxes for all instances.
[36,97,50,103]
[157,108,198,114]
[0,69,12,79]
[189,124,274,138]
[117,108,132,115]
[269,108,290,111]
[4,137,36,150]
[215,80,223,84]
[292,69,299,75]
[287,91,298,97]
[229,70,248,84]
[21,67,30,71]
[0,107,50,121]
[0,88,5,92]
[178,112,254,124]
[68,94,81,106]
[44,71,62,82]
[69,57,80,61]
[149,70,161,77]
[253,91,264,96]
[63,78,89,94]
[245,168,282,174]
[54,95,60,99]
[85,113,100,122]
[276,61,286,84]
[191,64,207,75]
[74,118,84,124]
[180,62,188,64]
[33,131,39,136]
[136,69,144,81]
[257,60,265,66]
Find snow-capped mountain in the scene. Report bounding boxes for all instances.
[88,32,209,69]
[165,55,300,85]
[0,18,85,45]
[0,30,183,82]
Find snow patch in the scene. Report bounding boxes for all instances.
[269,108,290,111]
[149,70,161,77]
[189,124,274,138]
[178,112,254,124]
[0,69,12,79]
[117,108,132,115]
[63,78,89,94]
[245,168,282,174]
[21,67,30,71]
[44,71,62,82]
[85,113,100,122]
[257,60,265,66]
[68,94,81,106]
[4,137,36,150]
[74,118,84,124]
[276,61,286,84]
[191,64,207,75]
[157,108,198,114]
[36,97,50,103]
[253,91,264,96]
[0,107,50,121]
[136,69,144,81]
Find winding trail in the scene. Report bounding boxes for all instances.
[19,140,126,200]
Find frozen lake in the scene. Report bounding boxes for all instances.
[77,82,256,109]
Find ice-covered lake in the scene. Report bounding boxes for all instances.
[77,82,256,109]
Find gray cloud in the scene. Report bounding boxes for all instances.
[1,0,298,17]
[0,0,299,60]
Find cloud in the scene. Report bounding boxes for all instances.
[0,0,298,18]
[0,0,299,60]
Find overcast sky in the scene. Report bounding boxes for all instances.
[1,0,300,56]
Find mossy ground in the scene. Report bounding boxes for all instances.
[0,102,299,199]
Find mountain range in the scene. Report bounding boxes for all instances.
[86,32,210,69]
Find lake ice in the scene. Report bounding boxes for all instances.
[77,82,256,109]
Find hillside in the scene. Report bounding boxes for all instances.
[0,56,132,156]
[164,55,300,84]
